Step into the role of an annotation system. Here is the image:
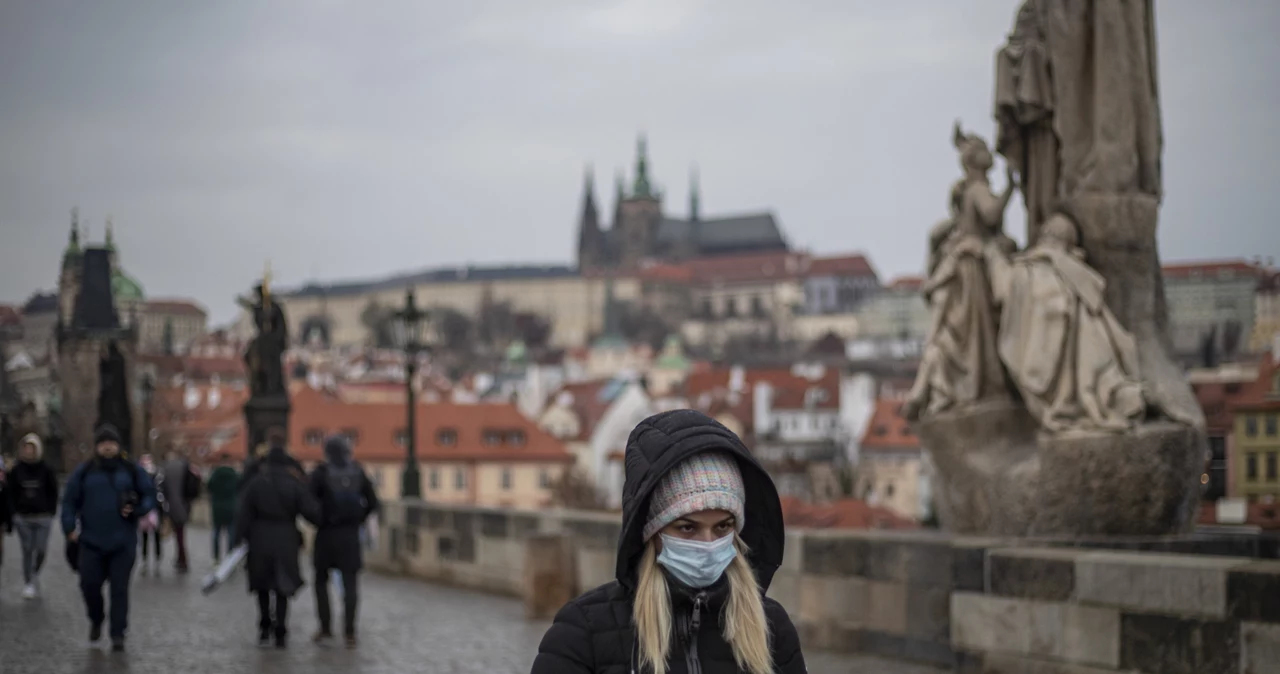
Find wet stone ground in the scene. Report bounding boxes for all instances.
[0,528,944,674]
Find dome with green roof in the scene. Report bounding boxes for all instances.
[655,334,690,370]
[505,339,528,365]
[112,269,145,303]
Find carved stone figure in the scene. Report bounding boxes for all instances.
[96,340,133,449]
[995,0,1057,244]
[903,127,1016,421]
[985,211,1145,432]
[238,284,289,398]
[909,0,1205,537]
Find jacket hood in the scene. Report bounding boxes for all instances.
[324,435,352,467]
[19,433,43,459]
[614,409,785,593]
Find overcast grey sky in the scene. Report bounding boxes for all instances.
[1,1,1277,324]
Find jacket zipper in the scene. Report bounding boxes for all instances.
[685,592,706,674]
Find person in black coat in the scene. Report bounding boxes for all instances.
[531,409,806,674]
[309,436,380,648]
[235,444,319,648]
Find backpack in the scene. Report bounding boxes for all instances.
[77,459,144,497]
[182,463,202,501]
[323,462,367,527]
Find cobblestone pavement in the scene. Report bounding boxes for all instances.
[0,529,944,674]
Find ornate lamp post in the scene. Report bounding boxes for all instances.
[140,373,155,458]
[392,288,428,499]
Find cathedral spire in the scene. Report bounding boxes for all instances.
[63,207,82,269]
[105,215,116,252]
[689,166,700,221]
[632,133,654,199]
[577,163,602,270]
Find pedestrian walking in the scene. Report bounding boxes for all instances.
[160,449,200,573]
[309,436,380,648]
[0,455,13,592]
[206,452,239,564]
[530,409,807,674]
[137,453,164,575]
[235,433,319,648]
[61,423,157,652]
[7,434,60,599]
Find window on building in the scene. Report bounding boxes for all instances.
[701,298,714,318]
[482,430,501,446]
[340,427,360,446]
[751,295,765,317]
[885,482,896,498]
[304,428,324,446]
[1247,453,1259,481]
[1247,416,1259,437]
[1268,453,1278,482]
[429,468,439,490]
[437,429,458,446]
[725,297,737,318]
[1267,414,1278,437]
[394,428,409,448]
[455,468,466,489]
[539,469,551,489]
[501,469,512,490]
[508,430,526,446]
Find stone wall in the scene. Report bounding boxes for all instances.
[217,498,1278,672]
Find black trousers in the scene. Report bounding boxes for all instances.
[257,591,290,636]
[79,543,136,639]
[140,530,162,560]
[315,568,359,636]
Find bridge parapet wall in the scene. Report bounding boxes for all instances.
[353,500,1280,672]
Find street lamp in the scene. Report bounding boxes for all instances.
[140,373,155,458]
[392,288,428,499]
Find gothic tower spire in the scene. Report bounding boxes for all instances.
[689,166,700,221]
[576,164,602,270]
[632,134,653,199]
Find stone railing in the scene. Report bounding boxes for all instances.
[364,500,1280,673]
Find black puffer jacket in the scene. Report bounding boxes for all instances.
[531,409,806,674]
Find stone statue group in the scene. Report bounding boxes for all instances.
[903,123,1147,435]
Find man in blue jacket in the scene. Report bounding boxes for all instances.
[61,423,157,652]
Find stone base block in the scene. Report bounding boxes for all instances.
[914,400,1203,536]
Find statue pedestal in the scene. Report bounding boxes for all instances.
[243,395,291,458]
[915,400,1205,537]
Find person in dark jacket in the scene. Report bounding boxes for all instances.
[8,433,60,599]
[206,452,240,563]
[309,436,380,648]
[235,442,320,648]
[61,424,158,652]
[531,409,806,674]
[0,455,12,588]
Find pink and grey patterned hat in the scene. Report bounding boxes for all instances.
[643,451,746,541]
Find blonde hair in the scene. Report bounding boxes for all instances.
[633,535,772,674]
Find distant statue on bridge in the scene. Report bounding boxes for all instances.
[238,278,289,399]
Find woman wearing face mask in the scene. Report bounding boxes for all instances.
[531,409,805,674]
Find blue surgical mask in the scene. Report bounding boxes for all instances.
[657,533,737,588]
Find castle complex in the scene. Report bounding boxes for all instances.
[576,136,790,271]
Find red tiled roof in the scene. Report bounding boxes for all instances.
[779,496,918,530]
[636,262,695,284]
[279,386,573,464]
[861,399,919,451]
[0,305,20,326]
[888,276,924,290]
[808,254,878,279]
[146,299,207,317]
[686,366,839,432]
[1161,260,1262,280]
[1231,354,1280,412]
[547,379,615,441]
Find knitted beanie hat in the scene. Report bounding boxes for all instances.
[643,451,746,541]
[94,423,122,445]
